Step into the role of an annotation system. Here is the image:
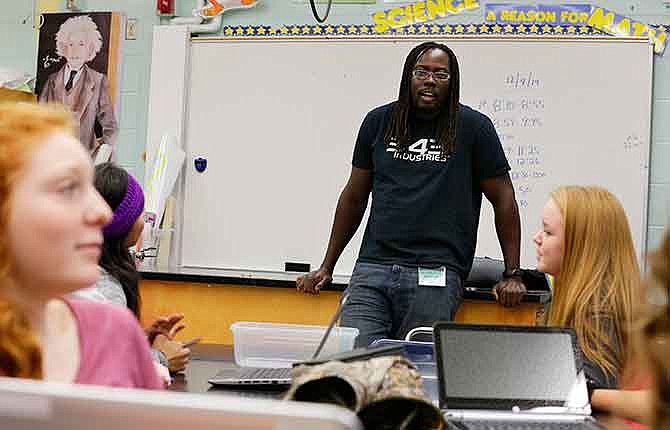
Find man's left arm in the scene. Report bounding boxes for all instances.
[480,173,526,306]
[96,75,118,147]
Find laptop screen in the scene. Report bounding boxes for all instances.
[435,324,580,410]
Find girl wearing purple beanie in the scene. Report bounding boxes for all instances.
[73,163,190,376]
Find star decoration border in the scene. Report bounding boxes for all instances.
[217,23,669,38]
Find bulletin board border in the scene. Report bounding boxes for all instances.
[207,23,669,38]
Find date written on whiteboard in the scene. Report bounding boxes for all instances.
[505,72,541,89]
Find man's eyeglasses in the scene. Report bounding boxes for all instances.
[412,69,450,82]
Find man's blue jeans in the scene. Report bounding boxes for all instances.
[340,262,464,347]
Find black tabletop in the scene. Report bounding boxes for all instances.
[169,344,285,399]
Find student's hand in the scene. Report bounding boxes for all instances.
[146,313,185,344]
[296,268,332,295]
[153,334,191,373]
[153,361,172,387]
[492,277,526,307]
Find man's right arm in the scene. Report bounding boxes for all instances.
[296,166,372,294]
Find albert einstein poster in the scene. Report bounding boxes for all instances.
[36,12,124,160]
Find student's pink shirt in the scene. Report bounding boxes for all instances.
[64,298,163,389]
[621,375,651,430]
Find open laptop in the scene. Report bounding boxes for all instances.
[209,293,350,386]
[0,376,363,430]
[433,323,600,430]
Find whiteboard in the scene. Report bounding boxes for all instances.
[179,37,652,278]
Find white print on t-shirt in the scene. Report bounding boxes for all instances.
[387,138,450,163]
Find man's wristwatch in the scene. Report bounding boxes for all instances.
[502,267,523,279]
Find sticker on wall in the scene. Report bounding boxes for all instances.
[168,0,260,35]
[485,3,592,26]
[586,5,666,55]
[36,12,124,160]
[196,0,259,19]
[484,4,667,56]
[195,157,208,173]
[371,0,480,34]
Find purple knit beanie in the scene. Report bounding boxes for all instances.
[102,172,145,239]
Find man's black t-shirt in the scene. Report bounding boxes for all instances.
[352,102,510,278]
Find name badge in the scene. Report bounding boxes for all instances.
[418,266,446,287]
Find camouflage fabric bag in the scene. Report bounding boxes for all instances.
[284,356,446,430]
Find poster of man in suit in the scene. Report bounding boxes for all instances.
[36,12,123,161]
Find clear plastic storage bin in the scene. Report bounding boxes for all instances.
[231,322,359,368]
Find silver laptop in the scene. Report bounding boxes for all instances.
[0,376,363,430]
[209,293,349,386]
[433,323,600,430]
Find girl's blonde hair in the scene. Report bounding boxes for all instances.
[638,231,670,430]
[0,102,76,378]
[547,186,638,381]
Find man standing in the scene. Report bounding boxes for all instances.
[39,15,117,160]
[297,42,526,347]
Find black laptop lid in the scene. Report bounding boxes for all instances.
[433,323,582,410]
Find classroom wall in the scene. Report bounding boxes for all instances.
[1,0,669,250]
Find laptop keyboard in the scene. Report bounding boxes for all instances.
[448,421,598,430]
[240,367,292,380]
